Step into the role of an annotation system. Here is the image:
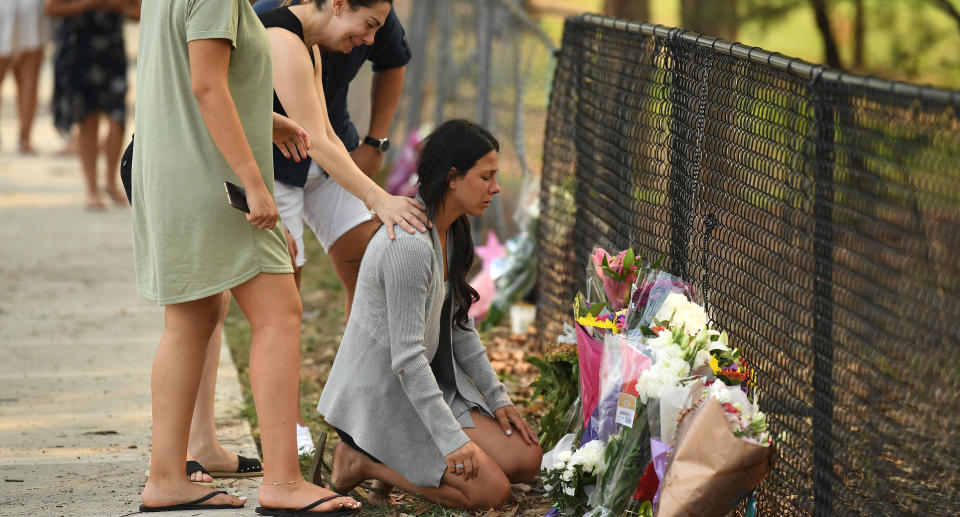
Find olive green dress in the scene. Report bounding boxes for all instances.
[132,0,291,305]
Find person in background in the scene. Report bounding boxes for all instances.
[44,0,140,210]
[0,0,52,154]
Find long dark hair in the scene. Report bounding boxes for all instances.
[281,0,393,8]
[416,119,499,330]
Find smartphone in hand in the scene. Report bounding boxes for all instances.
[224,181,250,213]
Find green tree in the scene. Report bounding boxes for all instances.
[681,0,739,40]
[603,0,649,21]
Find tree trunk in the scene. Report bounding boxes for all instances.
[929,0,960,33]
[853,0,864,68]
[680,0,738,41]
[810,0,842,68]
[603,0,649,21]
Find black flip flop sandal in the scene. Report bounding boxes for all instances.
[208,455,263,478]
[255,494,359,517]
[143,461,214,486]
[139,490,242,512]
[187,460,211,478]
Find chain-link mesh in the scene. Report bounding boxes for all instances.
[537,14,960,516]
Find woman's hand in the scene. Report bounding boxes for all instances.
[366,189,430,240]
[244,183,279,230]
[494,406,538,445]
[272,113,310,163]
[445,441,481,481]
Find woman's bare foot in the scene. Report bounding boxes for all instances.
[258,480,359,513]
[142,477,245,509]
[188,445,241,477]
[18,140,35,154]
[85,193,106,211]
[146,459,214,484]
[330,441,372,494]
[104,184,127,206]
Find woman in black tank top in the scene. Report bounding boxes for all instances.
[262,1,428,240]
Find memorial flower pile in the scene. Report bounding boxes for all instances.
[539,247,773,517]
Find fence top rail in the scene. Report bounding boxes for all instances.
[578,13,960,106]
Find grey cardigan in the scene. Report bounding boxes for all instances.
[316,224,513,487]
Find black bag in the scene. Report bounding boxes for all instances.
[119,134,134,205]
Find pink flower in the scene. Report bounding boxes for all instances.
[592,248,612,278]
[603,276,630,311]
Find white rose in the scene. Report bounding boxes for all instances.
[672,301,708,335]
[553,461,567,471]
[653,292,689,323]
[561,466,574,482]
[557,450,572,463]
[706,381,731,404]
[563,485,576,496]
[693,349,712,369]
[580,448,602,473]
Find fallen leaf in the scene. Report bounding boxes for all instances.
[511,483,532,493]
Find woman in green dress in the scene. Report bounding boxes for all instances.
[132,0,425,513]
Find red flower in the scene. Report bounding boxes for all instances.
[631,461,660,502]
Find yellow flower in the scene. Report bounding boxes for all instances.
[709,355,721,374]
[577,315,617,332]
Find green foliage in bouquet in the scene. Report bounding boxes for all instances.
[528,344,581,450]
[625,500,654,517]
[574,291,606,320]
[597,247,638,283]
[586,406,652,517]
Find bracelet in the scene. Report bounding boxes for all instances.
[362,184,377,209]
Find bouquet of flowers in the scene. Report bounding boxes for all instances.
[584,399,651,517]
[541,440,605,516]
[655,381,774,517]
[540,246,774,517]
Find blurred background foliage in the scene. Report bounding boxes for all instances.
[389,0,960,243]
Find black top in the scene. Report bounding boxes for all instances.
[256,3,411,188]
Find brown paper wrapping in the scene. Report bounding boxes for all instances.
[655,397,774,517]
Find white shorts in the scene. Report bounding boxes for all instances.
[0,0,53,57]
[275,161,373,267]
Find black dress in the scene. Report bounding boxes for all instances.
[52,11,127,133]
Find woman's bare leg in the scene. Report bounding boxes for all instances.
[330,439,511,510]
[229,272,358,512]
[13,48,43,153]
[185,291,232,482]
[463,410,543,483]
[77,113,104,209]
[326,220,378,321]
[141,295,245,509]
[0,56,9,147]
[103,116,126,204]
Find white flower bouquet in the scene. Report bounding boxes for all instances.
[541,440,605,516]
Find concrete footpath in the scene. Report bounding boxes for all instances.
[0,48,260,517]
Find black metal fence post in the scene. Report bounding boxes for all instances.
[668,33,693,279]
[810,69,836,517]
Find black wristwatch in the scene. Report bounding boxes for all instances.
[363,135,390,153]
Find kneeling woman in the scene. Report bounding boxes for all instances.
[317,119,542,509]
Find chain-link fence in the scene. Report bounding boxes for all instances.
[392,0,560,239]
[537,14,960,516]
